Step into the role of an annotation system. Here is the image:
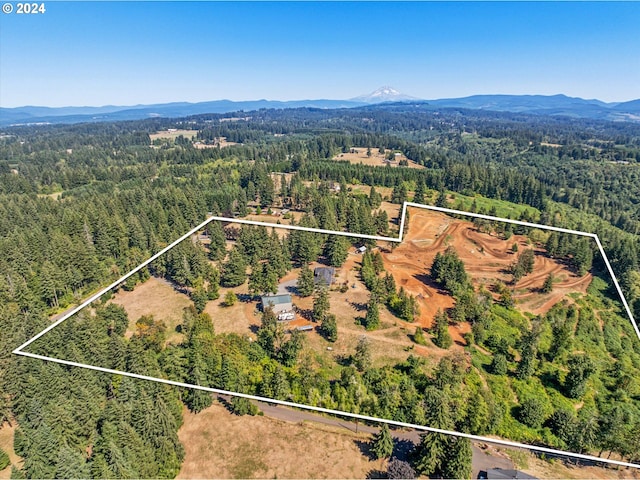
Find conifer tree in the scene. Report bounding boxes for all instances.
[371,423,394,459]
[221,247,247,287]
[432,309,452,349]
[297,265,315,297]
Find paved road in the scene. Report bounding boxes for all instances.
[218,395,515,478]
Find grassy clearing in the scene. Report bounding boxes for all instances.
[177,403,383,479]
[109,277,191,345]
[448,192,541,220]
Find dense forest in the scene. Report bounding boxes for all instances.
[1,104,640,478]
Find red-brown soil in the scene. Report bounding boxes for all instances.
[380,208,591,342]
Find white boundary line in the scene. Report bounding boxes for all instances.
[12,201,640,470]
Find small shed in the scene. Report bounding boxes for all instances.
[357,246,367,254]
[261,294,293,316]
[314,267,335,286]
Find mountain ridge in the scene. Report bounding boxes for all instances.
[2,88,639,126]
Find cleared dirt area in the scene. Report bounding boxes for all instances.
[193,136,238,149]
[177,402,384,479]
[381,207,591,342]
[0,425,20,479]
[333,147,424,169]
[149,129,198,142]
[108,276,192,345]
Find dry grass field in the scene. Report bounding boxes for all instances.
[149,129,198,142]
[177,402,384,479]
[0,425,19,479]
[333,147,424,169]
[108,276,192,345]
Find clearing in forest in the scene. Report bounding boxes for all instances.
[333,147,424,169]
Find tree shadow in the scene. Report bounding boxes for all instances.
[366,469,387,479]
[237,293,254,303]
[539,370,563,394]
[335,354,353,367]
[350,301,368,312]
[412,273,449,295]
[392,438,416,461]
[249,324,260,335]
[354,439,376,460]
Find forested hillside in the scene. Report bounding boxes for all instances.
[1,105,639,477]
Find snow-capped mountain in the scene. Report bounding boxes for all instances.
[351,86,420,103]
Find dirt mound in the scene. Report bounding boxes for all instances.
[380,208,591,339]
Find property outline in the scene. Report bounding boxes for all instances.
[12,201,640,470]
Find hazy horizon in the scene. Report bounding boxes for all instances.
[2,2,639,108]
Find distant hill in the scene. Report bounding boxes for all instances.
[2,90,639,126]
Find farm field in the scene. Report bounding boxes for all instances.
[333,147,424,169]
[149,129,198,142]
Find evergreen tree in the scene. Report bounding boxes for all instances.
[354,336,372,372]
[413,179,426,204]
[191,286,208,313]
[223,290,237,307]
[565,355,596,399]
[297,265,315,297]
[207,222,227,261]
[320,313,338,342]
[371,423,394,459]
[363,296,380,330]
[325,235,349,267]
[542,273,554,293]
[442,436,472,480]
[312,288,330,323]
[432,309,452,349]
[517,397,547,428]
[491,353,508,375]
[515,330,538,380]
[221,247,247,287]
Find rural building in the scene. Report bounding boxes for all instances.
[357,246,367,254]
[314,267,335,286]
[261,294,293,316]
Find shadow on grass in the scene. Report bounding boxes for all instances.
[355,439,376,460]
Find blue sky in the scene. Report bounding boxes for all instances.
[1,1,639,107]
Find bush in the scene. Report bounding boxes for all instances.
[517,397,547,428]
[413,326,427,346]
[230,396,259,416]
[223,291,237,307]
[491,353,508,375]
[386,458,416,479]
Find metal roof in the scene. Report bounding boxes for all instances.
[261,294,292,306]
